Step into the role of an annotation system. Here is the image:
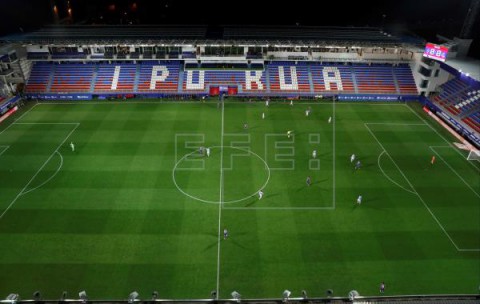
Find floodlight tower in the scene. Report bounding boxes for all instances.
[453,0,480,57]
[460,0,480,39]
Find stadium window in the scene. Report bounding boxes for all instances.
[418,66,432,77]
[420,79,429,89]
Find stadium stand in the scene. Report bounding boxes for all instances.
[94,63,136,93]
[49,63,95,93]
[311,63,356,93]
[25,61,419,96]
[268,62,311,94]
[25,62,53,93]
[51,51,87,59]
[137,61,180,93]
[395,64,419,95]
[429,77,480,133]
[353,64,398,94]
[27,52,50,60]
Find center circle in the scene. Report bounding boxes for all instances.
[172,146,270,204]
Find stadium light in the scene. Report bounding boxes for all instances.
[348,290,359,301]
[301,290,307,300]
[6,294,19,304]
[231,291,241,303]
[128,291,139,303]
[210,290,217,299]
[33,291,41,302]
[78,291,87,303]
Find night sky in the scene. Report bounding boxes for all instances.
[0,0,478,56]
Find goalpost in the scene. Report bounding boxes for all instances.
[466,150,480,161]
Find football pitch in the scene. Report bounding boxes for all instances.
[0,99,478,299]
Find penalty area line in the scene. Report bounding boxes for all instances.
[0,146,9,157]
[429,146,480,198]
[0,123,79,220]
[364,123,464,252]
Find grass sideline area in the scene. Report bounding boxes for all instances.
[0,99,478,299]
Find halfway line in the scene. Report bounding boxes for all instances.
[216,99,225,298]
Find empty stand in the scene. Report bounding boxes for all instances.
[353,64,397,94]
[24,61,419,99]
[94,64,136,93]
[49,63,94,93]
[429,77,480,133]
[183,69,267,92]
[311,63,355,93]
[137,61,180,92]
[25,63,53,93]
[268,62,310,93]
[394,64,418,95]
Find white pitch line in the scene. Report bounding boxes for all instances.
[429,147,480,173]
[215,100,225,298]
[14,102,39,122]
[404,103,480,173]
[365,122,427,126]
[364,123,462,252]
[20,151,64,197]
[14,122,80,125]
[377,151,416,195]
[36,100,410,106]
[429,146,480,198]
[222,206,336,210]
[332,98,336,209]
[457,248,480,252]
[0,103,39,136]
[0,146,9,157]
[0,123,79,220]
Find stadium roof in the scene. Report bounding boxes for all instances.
[445,57,480,82]
[0,25,406,47]
[0,25,208,44]
[223,26,400,42]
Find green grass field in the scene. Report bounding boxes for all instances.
[0,99,478,300]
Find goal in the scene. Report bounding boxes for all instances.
[466,150,480,161]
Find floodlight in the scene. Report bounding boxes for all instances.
[33,291,41,301]
[301,290,307,299]
[348,290,359,301]
[128,291,139,303]
[78,291,87,303]
[6,294,19,304]
[231,291,241,302]
[210,290,217,299]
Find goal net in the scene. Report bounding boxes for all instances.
[466,150,480,161]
